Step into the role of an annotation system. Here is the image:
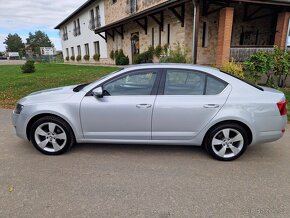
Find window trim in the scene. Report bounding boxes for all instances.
[158,68,228,96]
[86,68,162,96]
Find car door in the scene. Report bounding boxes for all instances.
[80,69,161,140]
[152,68,231,140]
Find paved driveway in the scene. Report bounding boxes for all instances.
[0,109,290,217]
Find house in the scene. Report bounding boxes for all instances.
[56,0,290,65]
[55,0,108,63]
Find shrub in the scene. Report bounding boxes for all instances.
[110,50,115,60]
[70,56,75,61]
[21,60,35,74]
[117,56,129,65]
[272,45,290,87]
[133,47,154,64]
[76,55,81,62]
[115,49,129,65]
[220,58,245,79]
[244,51,273,84]
[65,56,69,61]
[160,42,187,63]
[154,45,163,58]
[83,54,90,61]
[93,53,100,61]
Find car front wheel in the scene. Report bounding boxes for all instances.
[205,123,248,161]
[30,116,75,155]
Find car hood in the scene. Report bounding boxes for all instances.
[19,85,76,105]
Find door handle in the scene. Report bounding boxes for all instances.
[136,104,152,108]
[203,104,220,108]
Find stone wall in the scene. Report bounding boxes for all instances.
[104,1,193,64]
[104,0,168,24]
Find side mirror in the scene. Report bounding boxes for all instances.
[92,87,103,98]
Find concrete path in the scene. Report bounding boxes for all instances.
[0,109,289,217]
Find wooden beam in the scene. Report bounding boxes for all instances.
[114,25,124,39]
[135,17,148,34]
[150,11,164,31]
[97,33,107,42]
[169,3,185,27]
[106,30,114,41]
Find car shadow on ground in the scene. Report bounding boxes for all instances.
[71,142,207,157]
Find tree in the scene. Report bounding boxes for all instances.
[3,33,25,56]
[26,31,54,55]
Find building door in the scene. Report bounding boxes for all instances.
[131,32,139,62]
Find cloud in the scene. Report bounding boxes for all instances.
[0,0,83,50]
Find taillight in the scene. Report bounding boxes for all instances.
[277,101,287,116]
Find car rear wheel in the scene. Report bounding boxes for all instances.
[205,123,248,161]
[30,116,75,155]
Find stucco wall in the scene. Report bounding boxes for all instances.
[59,0,108,64]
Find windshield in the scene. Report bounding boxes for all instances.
[73,69,123,92]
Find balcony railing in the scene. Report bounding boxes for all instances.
[73,27,81,36]
[88,17,101,31]
[230,46,274,62]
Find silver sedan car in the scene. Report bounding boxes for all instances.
[12,64,287,161]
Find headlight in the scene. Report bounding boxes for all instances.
[14,104,24,114]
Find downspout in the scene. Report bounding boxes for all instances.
[192,0,199,64]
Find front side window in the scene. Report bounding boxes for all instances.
[164,69,227,95]
[103,71,157,96]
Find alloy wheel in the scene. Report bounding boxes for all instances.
[34,122,67,152]
[211,128,244,159]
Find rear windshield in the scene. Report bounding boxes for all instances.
[220,71,264,91]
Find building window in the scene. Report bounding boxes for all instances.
[63,27,68,41]
[167,24,170,45]
[66,48,69,58]
[151,28,154,47]
[73,19,81,36]
[77,18,81,35]
[128,0,138,13]
[71,47,75,57]
[77,45,81,56]
[159,27,161,45]
[90,9,95,29]
[94,41,100,55]
[84,43,90,56]
[96,6,101,27]
[202,21,208,48]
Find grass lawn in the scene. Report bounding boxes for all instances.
[0,64,120,108]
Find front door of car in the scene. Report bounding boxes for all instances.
[152,69,231,140]
[80,69,161,140]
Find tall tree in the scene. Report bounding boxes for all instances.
[3,33,25,56]
[26,30,54,55]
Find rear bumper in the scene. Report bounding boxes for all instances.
[254,130,284,145]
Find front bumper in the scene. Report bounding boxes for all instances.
[12,111,29,140]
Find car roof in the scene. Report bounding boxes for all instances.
[122,63,218,72]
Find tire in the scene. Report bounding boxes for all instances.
[30,116,75,155]
[205,123,248,161]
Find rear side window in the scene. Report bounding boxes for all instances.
[164,70,206,95]
[206,76,227,95]
[164,69,227,95]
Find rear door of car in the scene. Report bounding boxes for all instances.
[152,68,231,140]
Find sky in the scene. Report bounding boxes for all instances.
[0,0,85,51]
